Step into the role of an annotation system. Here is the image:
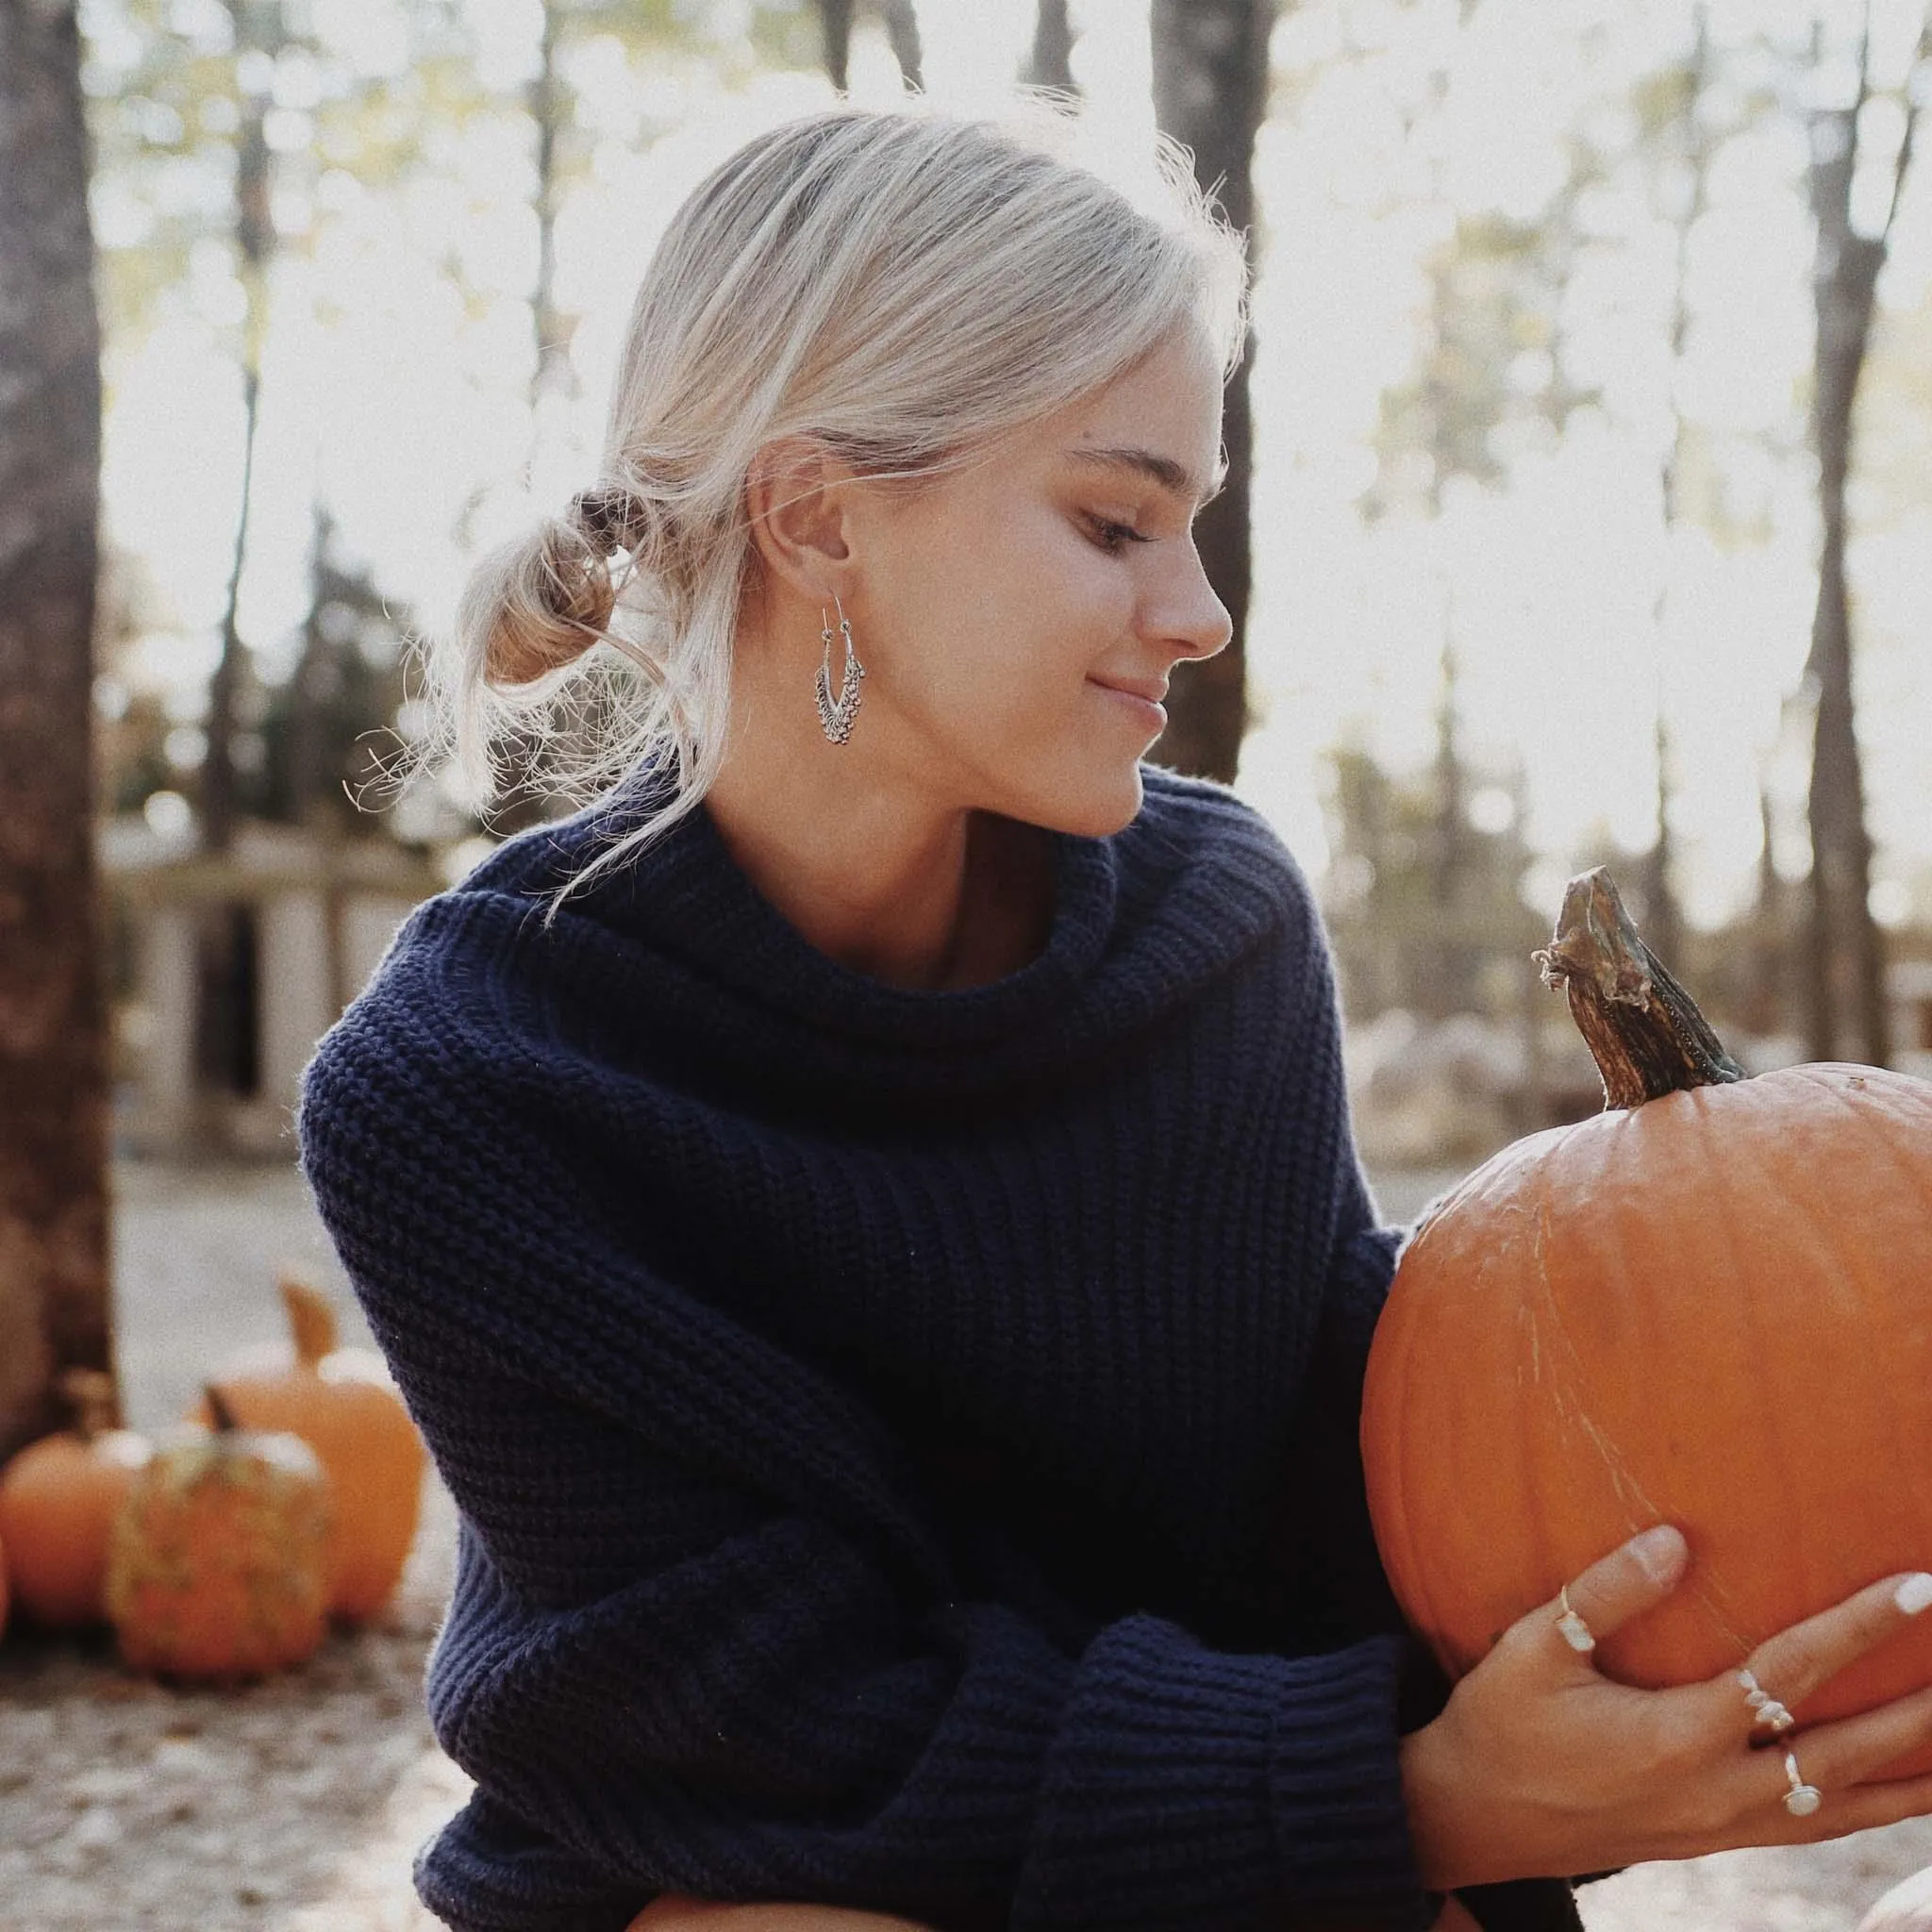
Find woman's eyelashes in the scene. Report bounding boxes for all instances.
[1087,515,1151,555]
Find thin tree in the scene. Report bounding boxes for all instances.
[188,0,299,1141]
[1024,0,1077,93]
[203,0,298,857]
[815,0,923,92]
[1749,779,1791,1037]
[532,0,574,425]
[1639,3,1719,971]
[1149,0,1276,783]
[0,0,116,1455]
[482,0,578,840]
[1801,4,1929,1065]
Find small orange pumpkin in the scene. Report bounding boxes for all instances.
[0,1369,151,1627]
[108,1384,331,1681]
[188,1272,425,1621]
[1362,869,1932,1771]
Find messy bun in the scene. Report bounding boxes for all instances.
[476,485,663,689]
[409,92,1248,924]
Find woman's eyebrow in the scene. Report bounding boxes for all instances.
[1066,445,1227,509]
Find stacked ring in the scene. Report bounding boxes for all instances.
[1782,1747,1823,1817]
[1555,1584,1596,1655]
[1738,1668,1796,1735]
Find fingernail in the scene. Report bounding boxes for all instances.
[1894,1574,1932,1616]
[1632,1524,1687,1582]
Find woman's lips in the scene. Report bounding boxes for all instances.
[1091,679,1168,728]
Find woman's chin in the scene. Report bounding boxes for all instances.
[1040,761,1146,840]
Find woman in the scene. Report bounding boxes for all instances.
[296,100,1932,1932]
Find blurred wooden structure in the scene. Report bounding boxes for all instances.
[100,816,441,1158]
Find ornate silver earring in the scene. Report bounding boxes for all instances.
[814,593,866,745]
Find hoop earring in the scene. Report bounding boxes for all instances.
[814,592,866,745]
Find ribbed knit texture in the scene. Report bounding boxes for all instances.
[295,761,1580,1932]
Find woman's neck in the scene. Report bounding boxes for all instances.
[699,782,1058,993]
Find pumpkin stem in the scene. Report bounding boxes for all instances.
[1533,867,1746,1110]
[278,1272,339,1369]
[205,1383,242,1434]
[58,1366,123,1440]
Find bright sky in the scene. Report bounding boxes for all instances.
[96,0,1932,930]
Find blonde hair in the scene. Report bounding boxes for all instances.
[414,93,1248,924]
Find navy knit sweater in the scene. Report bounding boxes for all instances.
[295,761,1583,1932]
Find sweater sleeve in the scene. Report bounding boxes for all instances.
[1285,1209,1587,1932]
[295,970,1440,1932]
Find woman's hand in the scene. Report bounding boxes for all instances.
[1400,1524,1932,1891]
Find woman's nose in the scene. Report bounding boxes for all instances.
[1155,547,1233,663]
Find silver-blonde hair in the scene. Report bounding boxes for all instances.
[410,92,1248,924]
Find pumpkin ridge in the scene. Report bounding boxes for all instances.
[1514,1182,1570,1650]
[1802,1073,1932,1594]
[1694,1087,1801,1664]
[1520,1173,1668,1575]
[1395,1224,1453,1659]
[1371,1203,1460,1661]
[1807,1066,1932,1228]
[1591,1097,1761,1669]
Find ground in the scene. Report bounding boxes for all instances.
[2,1158,1928,1930]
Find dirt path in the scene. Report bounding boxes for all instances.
[1,1158,1925,1930]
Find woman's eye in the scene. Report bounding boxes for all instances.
[1090,518,1148,554]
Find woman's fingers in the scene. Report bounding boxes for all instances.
[1720,1572,1932,1735]
[1800,1683,1932,1790]
[1708,1679,1932,1825]
[1757,1763,1932,1845]
[1537,1524,1690,1658]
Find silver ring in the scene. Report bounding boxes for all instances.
[1739,1668,1796,1735]
[1782,1747,1823,1817]
[1556,1583,1596,1654]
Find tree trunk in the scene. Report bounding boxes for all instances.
[0,0,116,1455]
[192,16,281,1150]
[1024,0,1077,92]
[198,101,271,858]
[1149,0,1274,783]
[1804,97,1893,1066]
[1641,711,1682,973]
[815,1,920,92]
[530,0,575,414]
[480,0,576,841]
[817,0,854,90]
[1747,782,1789,1039]
[1641,4,1712,971]
[879,0,922,91]
[1424,630,1474,1021]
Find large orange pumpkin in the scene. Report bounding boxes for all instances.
[1361,869,1932,1771]
[0,1369,150,1627]
[107,1385,331,1681]
[187,1272,425,1621]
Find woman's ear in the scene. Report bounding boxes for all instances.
[743,438,859,607]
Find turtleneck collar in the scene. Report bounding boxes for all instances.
[446,759,1299,1096]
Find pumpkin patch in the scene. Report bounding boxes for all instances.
[186,1272,425,1621]
[0,1369,151,1628]
[106,1385,332,1682]
[1361,868,1932,1771]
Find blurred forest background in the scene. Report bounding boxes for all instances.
[5,0,1932,1450]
